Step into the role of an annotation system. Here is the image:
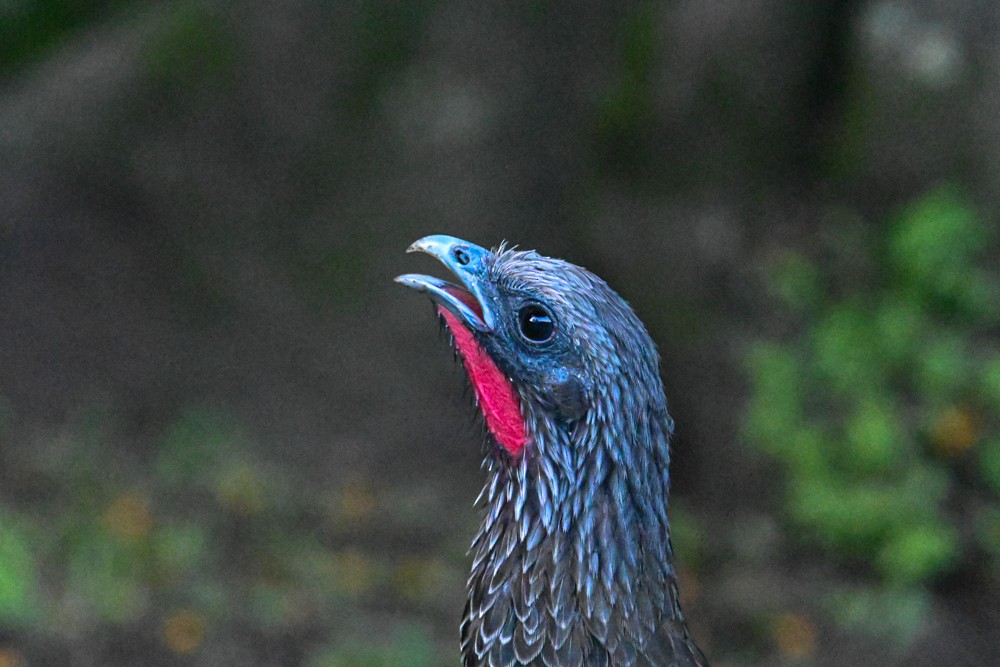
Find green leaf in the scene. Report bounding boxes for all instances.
[155,522,209,578]
[877,523,958,584]
[667,504,705,568]
[0,513,40,625]
[791,478,891,552]
[770,251,823,312]
[782,427,829,478]
[157,408,240,487]
[308,624,436,667]
[67,532,144,623]
[827,586,930,645]
[956,269,1000,321]
[846,400,905,474]
[889,186,983,291]
[874,293,925,367]
[746,343,803,447]
[812,301,883,395]
[914,334,969,400]
[897,463,952,521]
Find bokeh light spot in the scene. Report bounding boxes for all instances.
[163,608,207,655]
[0,648,24,667]
[103,492,153,542]
[931,406,978,457]
[337,478,377,522]
[329,550,375,597]
[771,612,817,659]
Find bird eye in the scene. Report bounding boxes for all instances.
[518,304,555,343]
[452,246,471,266]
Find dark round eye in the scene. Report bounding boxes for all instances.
[518,304,555,343]
[452,246,471,266]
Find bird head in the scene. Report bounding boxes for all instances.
[396,235,668,463]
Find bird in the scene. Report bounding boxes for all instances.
[396,235,708,667]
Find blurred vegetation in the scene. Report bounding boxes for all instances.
[139,1,237,98]
[0,0,130,72]
[747,186,1000,645]
[0,407,461,665]
[593,1,659,179]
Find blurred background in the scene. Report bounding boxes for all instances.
[1,0,998,665]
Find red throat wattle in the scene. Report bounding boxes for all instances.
[438,306,528,457]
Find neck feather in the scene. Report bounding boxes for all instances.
[462,376,685,663]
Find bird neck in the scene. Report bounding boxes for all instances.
[463,383,686,659]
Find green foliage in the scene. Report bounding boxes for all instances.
[812,300,883,395]
[874,293,925,366]
[845,400,903,473]
[827,586,930,646]
[746,344,802,449]
[139,0,238,97]
[0,0,131,74]
[65,531,146,623]
[0,405,457,661]
[770,251,824,313]
[979,438,1000,494]
[747,186,1000,642]
[981,356,1000,411]
[308,624,439,667]
[593,2,660,177]
[668,502,706,569]
[888,187,991,316]
[975,508,1000,564]
[877,523,959,586]
[0,513,40,626]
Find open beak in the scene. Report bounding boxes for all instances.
[395,235,496,332]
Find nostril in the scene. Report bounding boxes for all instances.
[453,246,471,266]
